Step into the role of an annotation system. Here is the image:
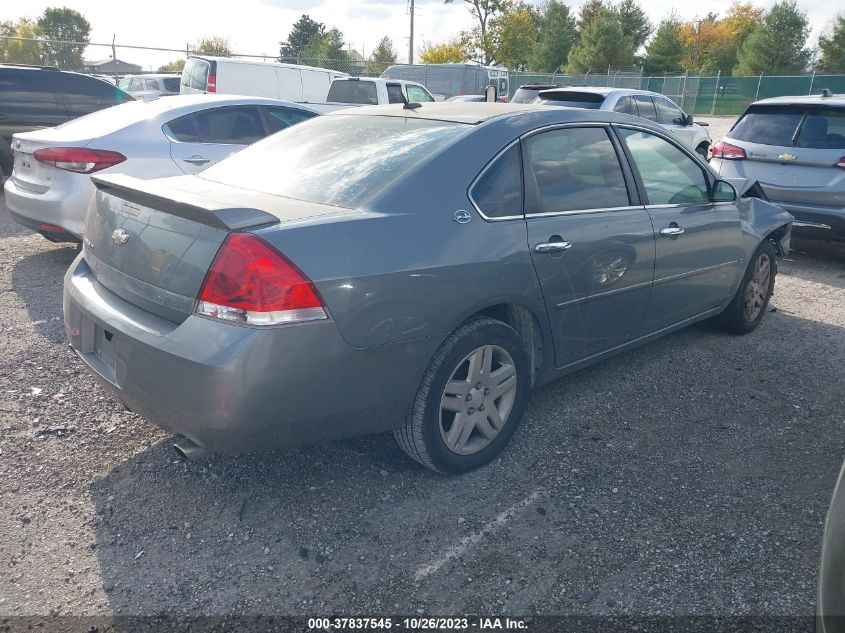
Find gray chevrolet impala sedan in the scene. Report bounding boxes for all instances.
[63,103,793,473]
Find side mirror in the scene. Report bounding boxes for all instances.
[684,113,694,126]
[485,84,498,103]
[712,180,737,202]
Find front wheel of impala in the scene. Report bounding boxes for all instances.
[395,317,531,474]
[715,239,777,334]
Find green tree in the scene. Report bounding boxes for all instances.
[420,39,467,64]
[490,4,539,70]
[280,14,325,61]
[37,7,90,70]
[818,14,845,72]
[643,16,684,73]
[612,0,651,51]
[528,0,578,72]
[195,36,232,56]
[444,0,507,64]
[301,28,349,63]
[735,0,810,74]
[158,58,186,73]
[0,19,43,65]
[577,0,607,32]
[368,36,398,74]
[567,7,634,72]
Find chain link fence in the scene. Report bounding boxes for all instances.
[3,35,845,115]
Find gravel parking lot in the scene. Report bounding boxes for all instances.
[1,185,844,625]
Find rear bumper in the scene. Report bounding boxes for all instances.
[4,174,93,238]
[63,255,438,453]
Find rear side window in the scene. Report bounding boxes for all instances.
[632,95,658,122]
[326,80,378,105]
[386,83,404,104]
[619,128,709,205]
[145,78,159,91]
[0,69,62,117]
[538,91,605,109]
[165,106,264,144]
[407,84,434,102]
[163,77,181,93]
[200,116,465,208]
[523,127,630,213]
[58,74,133,115]
[470,144,522,218]
[614,96,633,115]
[263,106,317,133]
[731,105,845,149]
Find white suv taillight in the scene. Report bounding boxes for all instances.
[196,233,327,326]
[33,147,127,173]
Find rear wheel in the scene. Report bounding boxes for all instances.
[395,317,530,474]
[715,240,777,334]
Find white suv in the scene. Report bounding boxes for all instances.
[535,87,712,158]
[118,74,181,100]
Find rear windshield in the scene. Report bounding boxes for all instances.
[511,87,554,104]
[327,80,378,105]
[200,115,466,209]
[731,104,845,149]
[536,91,605,109]
[181,58,209,91]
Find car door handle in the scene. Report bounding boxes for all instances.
[535,241,573,253]
[659,226,685,236]
[183,156,210,165]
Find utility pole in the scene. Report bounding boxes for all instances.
[408,0,415,64]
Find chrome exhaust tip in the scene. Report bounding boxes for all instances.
[173,437,209,461]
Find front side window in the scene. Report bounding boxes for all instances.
[470,144,522,218]
[633,95,658,122]
[165,106,264,144]
[199,115,465,209]
[145,78,159,91]
[264,106,317,133]
[653,97,684,125]
[523,127,630,214]
[618,128,709,205]
[407,84,434,103]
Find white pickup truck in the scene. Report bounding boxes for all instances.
[308,78,437,112]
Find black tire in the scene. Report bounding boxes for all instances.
[395,317,531,474]
[696,143,709,161]
[715,239,777,334]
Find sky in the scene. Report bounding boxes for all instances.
[1,0,838,71]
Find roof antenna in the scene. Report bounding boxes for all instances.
[820,88,833,98]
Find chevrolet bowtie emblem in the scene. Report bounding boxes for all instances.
[778,153,797,161]
[111,228,130,245]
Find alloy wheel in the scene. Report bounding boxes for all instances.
[439,344,517,455]
[744,253,771,322]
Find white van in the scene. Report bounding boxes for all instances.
[180,56,347,103]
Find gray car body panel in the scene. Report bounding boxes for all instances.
[63,104,793,453]
[819,460,845,632]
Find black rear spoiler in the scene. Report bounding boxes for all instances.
[91,174,279,231]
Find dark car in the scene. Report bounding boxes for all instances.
[0,64,133,179]
[819,461,845,632]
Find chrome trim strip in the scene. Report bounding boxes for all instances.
[792,221,832,230]
[653,260,740,287]
[555,278,652,310]
[526,205,644,219]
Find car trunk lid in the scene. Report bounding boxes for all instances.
[11,133,96,194]
[83,173,351,323]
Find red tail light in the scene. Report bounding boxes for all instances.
[206,74,217,92]
[711,140,746,160]
[835,157,845,168]
[197,233,326,326]
[33,147,126,174]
